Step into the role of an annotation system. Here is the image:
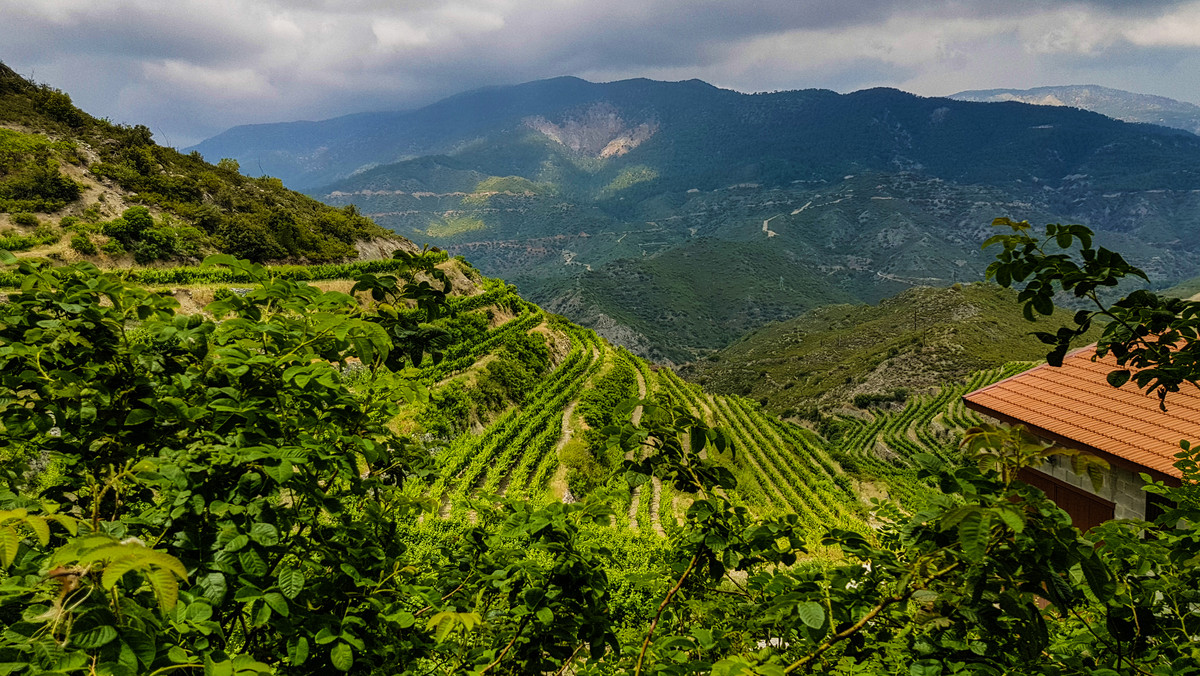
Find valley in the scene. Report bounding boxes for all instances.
[220,77,1200,363]
[3,62,1200,675]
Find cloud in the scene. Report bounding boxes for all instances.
[3,0,1200,147]
[144,61,274,99]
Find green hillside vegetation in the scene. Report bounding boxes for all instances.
[538,237,860,362]
[3,238,1198,674]
[425,215,486,238]
[0,61,395,263]
[1163,273,1200,299]
[683,283,1100,413]
[461,175,546,205]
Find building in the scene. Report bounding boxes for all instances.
[962,346,1192,531]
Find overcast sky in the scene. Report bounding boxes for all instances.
[5,0,1200,147]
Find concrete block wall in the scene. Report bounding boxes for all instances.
[1037,455,1146,521]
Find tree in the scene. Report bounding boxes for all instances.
[984,217,1200,408]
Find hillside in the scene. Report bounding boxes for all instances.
[1163,273,1200,300]
[207,77,1200,362]
[5,185,1194,673]
[951,84,1200,135]
[681,283,1096,414]
[11,231,1186,675]
[0,61,407,264]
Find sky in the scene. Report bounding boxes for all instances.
[5,0,1200,147]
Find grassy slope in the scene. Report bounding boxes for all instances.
[0,61,401,263]
[681,282,1098,413]
[1163,274,1200,300]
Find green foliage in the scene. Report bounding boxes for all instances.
[0,225,59,252]
[0,68,392,262]
[476,331,551,405]
[100,238,126,255]
[417,380,475,436]
[96,207,204,263]
[686,283,1101,412]
[10,211,38,226]
[0,129,82,213]
[851,387,908,409]
[68,232,96,255]
[0,251,475,674]
[986,217,1200,408]
[563,349,639,497]
[0,254,420,288]
[2,214,1200,675]
[579,350,638,429]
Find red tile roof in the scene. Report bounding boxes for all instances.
[963,346,1200,479]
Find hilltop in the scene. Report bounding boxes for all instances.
[681,283,1095,414]
[0,61,409,264]
[192,76,1200,362]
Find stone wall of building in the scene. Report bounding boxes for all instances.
[1036,455,1147,521]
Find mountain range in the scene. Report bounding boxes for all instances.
[951,84,1200,136]
[191,77,1200,363]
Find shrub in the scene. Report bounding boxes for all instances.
[10,212,37,227]
[99,238,125,255]
[853,388,909,408]
[69,233,96,255]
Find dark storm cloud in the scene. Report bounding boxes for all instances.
[3,0,1200,146]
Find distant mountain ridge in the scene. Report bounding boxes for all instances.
[192,77,1200,362]
[189,77,727,190]
[951,84,1200,135]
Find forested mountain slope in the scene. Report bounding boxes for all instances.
[682,283,1098,414]
[0,61,407,264]
[194,76,1200,361]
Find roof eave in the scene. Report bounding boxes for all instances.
[962,395,1183,486]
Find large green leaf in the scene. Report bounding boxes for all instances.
[330,643,353,672]
[796,601,825,630]
[288,637,309,666]
[248,523,279,547]
[71,625,118,649]
[957,512,991,561]
[278,568,305,599]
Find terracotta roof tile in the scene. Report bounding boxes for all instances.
[964,346,1199,479]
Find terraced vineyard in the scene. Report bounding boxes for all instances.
[422,323,602,515]
[824,362,1036,508]
[88,252,1044,539]
[653,368,867,535]
[93,236,1033,533]
[396,279,1038,537]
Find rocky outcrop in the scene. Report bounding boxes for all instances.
[525,103,657,158]
[353,235,419,261]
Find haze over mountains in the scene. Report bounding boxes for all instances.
[192,77,1200,363]
[951,85,1200,136]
